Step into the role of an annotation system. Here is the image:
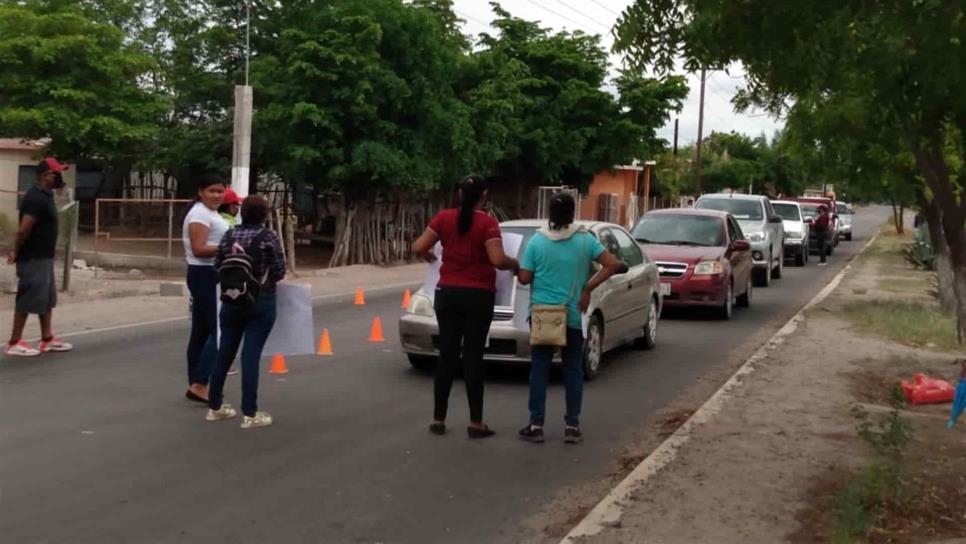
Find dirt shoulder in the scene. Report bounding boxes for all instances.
[581,224,966,543]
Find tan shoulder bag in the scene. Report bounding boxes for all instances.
[529,233,586,347]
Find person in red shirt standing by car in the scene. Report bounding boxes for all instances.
[412,175,519,439]
[814,204,831,266]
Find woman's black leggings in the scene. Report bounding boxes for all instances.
[433,286,495,423]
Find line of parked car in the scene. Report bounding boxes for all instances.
[398,193,855,379]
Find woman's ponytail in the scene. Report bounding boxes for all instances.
[458,174,487,235]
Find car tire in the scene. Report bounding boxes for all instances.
[635,297,659,350]
[772,247,784,279]
[719,283,734,320]
[736,274,752,308]
[754,252,772,287]
[583,314,604,380]
[795,246,806,266]
[846,233,852,241]
[407,354,436,371]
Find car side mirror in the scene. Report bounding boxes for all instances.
[731,240,751,251]
[768,216,783,224]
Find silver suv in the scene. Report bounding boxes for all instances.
[695,193,785,286]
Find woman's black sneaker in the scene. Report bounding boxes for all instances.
[519,425,545,443]
[467,424,495,439]
[429,422,446,435]
[564,427,583,444]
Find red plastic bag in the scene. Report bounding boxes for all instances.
[901,373,955,405]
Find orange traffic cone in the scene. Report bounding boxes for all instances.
[317,328,333,356]
[368,317,386,343]
[269,353,289,374]
[401,289,412,309]
[354,287,366,306]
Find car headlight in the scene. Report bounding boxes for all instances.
[407,293,435,317]
[746,232,765,243]
[786,229,803,239]
[693,260,724,275]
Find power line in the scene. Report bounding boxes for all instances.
[546,0,615,32]
[454,8,490,28]
[588,0,622,17]
[522,0,606,35]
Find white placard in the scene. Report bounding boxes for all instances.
[421,242,443,301]
[262,282,316,357]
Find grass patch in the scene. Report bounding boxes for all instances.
[840,299,958,351]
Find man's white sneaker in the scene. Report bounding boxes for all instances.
[241,411,273,429]
[5,341,40,357]
[206,404,238,421]
[39,337,73,353]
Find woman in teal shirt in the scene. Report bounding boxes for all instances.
[516,193,623,443]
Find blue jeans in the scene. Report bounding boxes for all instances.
[529,327,585,427]
[186,265,218,386]
[208,292,278,417]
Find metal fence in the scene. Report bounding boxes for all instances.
[94,198,193,265]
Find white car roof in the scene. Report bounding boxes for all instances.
[500,219,613,230]
[697,193,768,202]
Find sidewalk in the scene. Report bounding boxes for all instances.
[573,225,966,543]
[0,262,426,337]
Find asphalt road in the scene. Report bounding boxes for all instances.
[0,207,887,544]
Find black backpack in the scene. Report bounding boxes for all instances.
[218,228,270,308]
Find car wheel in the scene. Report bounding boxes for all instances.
[754,252,772,287]
[772,247,784,279]
[635,297,659,350]
[736,273,752,308]
[407,354,435,371]
[583,314,604,380]
[846,233,852,241]
[795,246,806,266]
[719,283,734,320]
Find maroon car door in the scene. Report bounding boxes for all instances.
[727,216,752,289]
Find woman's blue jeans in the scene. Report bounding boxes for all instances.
[529,327,585,427]
[208,292,277,417]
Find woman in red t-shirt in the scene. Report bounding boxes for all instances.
[412,175,519,438]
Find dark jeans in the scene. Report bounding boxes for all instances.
[208,292,277,417]
[186,265,218,386]
[529,327,585,427]
[816,229,829,263]
[433,286,495,424]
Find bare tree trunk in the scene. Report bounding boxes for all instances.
[891,198,903,235]
[918,194,957,312]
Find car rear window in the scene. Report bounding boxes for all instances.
[632,214,725,247]
[800,204,819,219]
[773,203,801,221]
[695,198,764,221]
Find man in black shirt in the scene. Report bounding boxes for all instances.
[5,158,73,357]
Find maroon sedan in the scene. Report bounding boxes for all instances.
[632,208,753,319]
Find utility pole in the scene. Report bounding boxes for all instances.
[673,118,679,156]
[232,0,254,198]
[694,69,706,196]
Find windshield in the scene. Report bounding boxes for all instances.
[836,203,851,215]
[695,198,764,221]
[773,203,801,221]
[800,204,820,219]
[632,214,725,247]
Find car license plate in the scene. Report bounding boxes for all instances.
[660,283,671,296]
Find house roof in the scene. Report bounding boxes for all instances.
[0,138,45,152]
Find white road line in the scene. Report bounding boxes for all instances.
[47,281,420,341]
[561,231,881,542]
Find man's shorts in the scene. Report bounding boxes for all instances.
[16,258,57,315]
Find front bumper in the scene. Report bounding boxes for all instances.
[398,313,533,363]
[749,240,771,269]
[659,273,730,308]
[784,238,806,253]
[839,223,852,236]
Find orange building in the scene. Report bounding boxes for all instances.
[579,162,652,227]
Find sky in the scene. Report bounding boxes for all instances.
[451,0,784,148]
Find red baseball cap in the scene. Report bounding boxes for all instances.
[223,188,241,205]
[37,157,68,174]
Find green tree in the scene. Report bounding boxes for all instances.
[0,3,163,166]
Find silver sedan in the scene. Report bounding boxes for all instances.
[398,219,663,379]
